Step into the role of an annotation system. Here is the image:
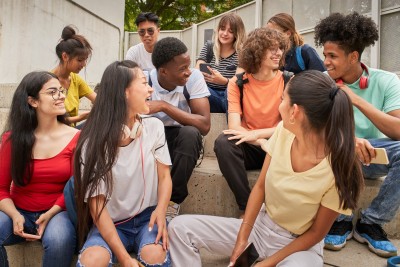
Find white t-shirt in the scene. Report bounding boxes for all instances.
[84,117,171,222]
[148,68,210,127]
[125,43,155,71]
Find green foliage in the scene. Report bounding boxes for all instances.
[125,0,253,31]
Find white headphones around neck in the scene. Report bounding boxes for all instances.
[122,120,143,140]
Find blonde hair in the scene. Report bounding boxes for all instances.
[212,13,246,65]
[268,13,304,47]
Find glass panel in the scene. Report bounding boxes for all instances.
[293,0,330,29]
[330,0,371,14]
[262,0,292,26]
[380,12,400,72]
[382,0,400,9]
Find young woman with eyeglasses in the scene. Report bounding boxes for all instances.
[195,13,246,113]
[0,71,79,266]
[125,12,161,71]
[52,25,96,127]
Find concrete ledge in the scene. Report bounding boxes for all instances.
[181,157,400,238]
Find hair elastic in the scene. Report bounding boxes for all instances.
[329,88,340,100]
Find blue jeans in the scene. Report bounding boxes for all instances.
[208,87,227,113]
[0,210,76,267]
[337,138,400,225]
[77,206,170,267]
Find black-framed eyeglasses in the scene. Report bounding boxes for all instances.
[138,27,155,36]
[40,88,68,100]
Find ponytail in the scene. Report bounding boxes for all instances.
[287,70,364,210]
[325,89,364,210]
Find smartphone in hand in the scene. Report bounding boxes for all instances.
[22,226,41,240]
[200,63,212,75]
[370,148,389,164]
[233,243,259,267]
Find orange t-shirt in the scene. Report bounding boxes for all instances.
[228,71,284,130]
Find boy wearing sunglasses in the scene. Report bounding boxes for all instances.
[125,12,160,71]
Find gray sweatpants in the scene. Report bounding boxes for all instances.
[168,209,323,267]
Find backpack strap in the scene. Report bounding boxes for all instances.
[283,70,294,87]
[295,46,305,71]
[206,40,214,63]
[235,72,249,111]
[183,86,190,103]
[149,74,190,104]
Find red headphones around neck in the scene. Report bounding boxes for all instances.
[336,62,369,89]
[359,63,369,89]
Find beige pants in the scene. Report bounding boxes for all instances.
[168,209,323,267]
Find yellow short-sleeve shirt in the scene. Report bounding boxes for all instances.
[265,122,351,235]
[64,72,93,118]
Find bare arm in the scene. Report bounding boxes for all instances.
[147,97,210,135]
[255,206,338,267]
[0,198,25,236]
[339,84,400,140]
[226,113,276,146]
[148,162,172,250]
[230,155,270,264]
[89,196,138,266]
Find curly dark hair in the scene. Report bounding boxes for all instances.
[152,37,188,69]
[239,28,288,74]
[314,12,378,58]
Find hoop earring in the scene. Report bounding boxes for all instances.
[289,118,295,124]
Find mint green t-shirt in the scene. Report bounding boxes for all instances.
[346,67,400,139]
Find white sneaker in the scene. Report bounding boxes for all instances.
[166,201,180,222]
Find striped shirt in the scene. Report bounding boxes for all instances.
[198,43,239,91]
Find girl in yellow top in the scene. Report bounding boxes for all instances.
[168,70,364,267]
[53,25,96,126]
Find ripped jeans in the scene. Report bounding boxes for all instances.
[77,206,170,267]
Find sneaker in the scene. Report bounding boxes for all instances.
[166,201,180,222]
[353,219,398,258]
[324,220,353,251]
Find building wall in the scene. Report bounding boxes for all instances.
[0,0,125,84]
[126,0,400,75]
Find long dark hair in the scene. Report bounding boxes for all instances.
[56,25,92,62]
[74,60,139,245]
[2,71,66,186]
[287,70,363,210]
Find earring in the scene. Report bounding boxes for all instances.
[289,117,295,124]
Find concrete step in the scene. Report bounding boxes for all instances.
[6,238,399,267]
[203,113,227,157]
[181,157,400,238]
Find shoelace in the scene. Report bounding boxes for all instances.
[363,224,389,241]
[329,221,351,235]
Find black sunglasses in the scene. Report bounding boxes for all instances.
[138,28,155,36]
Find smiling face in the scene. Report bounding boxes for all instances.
[29,78,66,116]
[323,41,354,81]
[162,52,192,88]
[218,22,235,46]
[125,68,153,115]
[261,45,283,71]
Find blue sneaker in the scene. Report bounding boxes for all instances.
[354,219,398,258]
[324,220,353,250]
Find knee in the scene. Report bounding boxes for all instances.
[139,244,167,265]
[176,126,202,149]
[214,133,233,154]
[78,246,111,267]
